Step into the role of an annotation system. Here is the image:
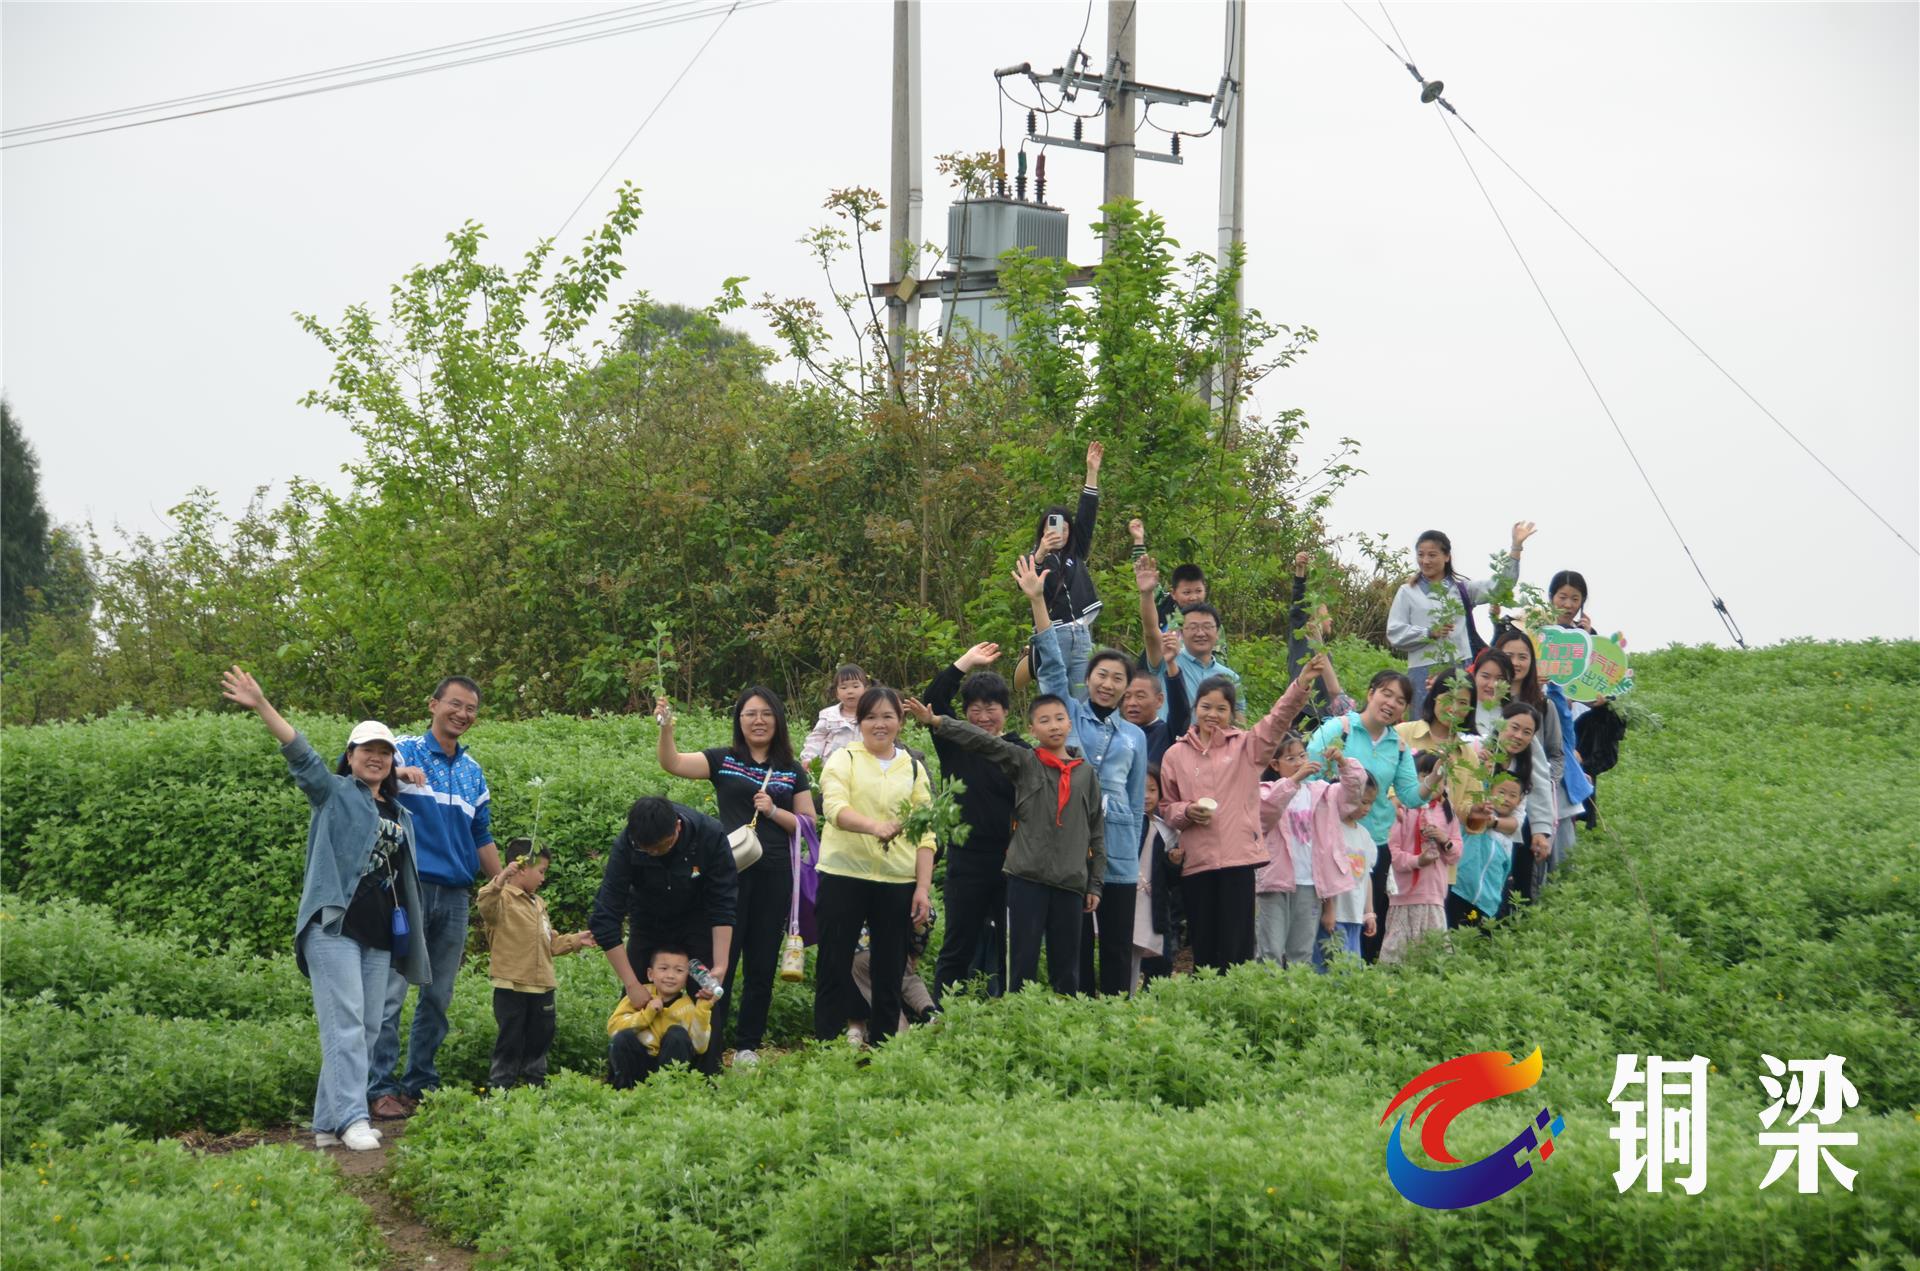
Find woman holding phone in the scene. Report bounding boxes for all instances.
[1021,441,1105,700]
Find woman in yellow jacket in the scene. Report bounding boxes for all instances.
[813,685,936,1049]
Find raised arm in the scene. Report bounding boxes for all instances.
[1136,554,1167,671]
[221,667,296,745]
[653,697,713,780]
[1071,441,1102,556]
[1285,552,1311,684]
[1247,654,1324,768]
[929,643,1000,719]
[1015,553,1055,637]
[1164,644,1192,738]
[222,667,333,805]
[1469,522,1534,602]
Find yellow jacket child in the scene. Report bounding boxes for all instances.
[607,990,714,1057]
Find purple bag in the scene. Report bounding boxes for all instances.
[789,815,821,946]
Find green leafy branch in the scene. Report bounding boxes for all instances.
[896,777,971,850]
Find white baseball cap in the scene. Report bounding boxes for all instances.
[346,720,397,749]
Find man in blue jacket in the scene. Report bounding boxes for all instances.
[1016,554,1147,997]
[367,676,500,1119]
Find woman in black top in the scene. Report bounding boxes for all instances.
[1021,440,1105,700]
[655,686,814,1064]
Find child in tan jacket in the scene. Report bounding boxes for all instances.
[475,839,595,1090]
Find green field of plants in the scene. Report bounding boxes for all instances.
[2,640,1917,1268]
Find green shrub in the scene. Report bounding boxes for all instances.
[1,1127,381,1269]
[0,707,734,949]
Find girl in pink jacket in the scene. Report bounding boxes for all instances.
[1256,745,1372,968]
[1160,655,1324,971]
[1380,752,1464,965]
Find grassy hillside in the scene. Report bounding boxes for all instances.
[3,640,1917,1268]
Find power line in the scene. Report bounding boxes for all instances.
[1430,104,1747,647]
[2,1,775,151]
[1340,2,1917,559]
[2,4,677,139]
[554,1,740,241]
[1463,131,1919,557]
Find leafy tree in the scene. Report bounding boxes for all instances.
[1,400,52,631]
[2,182,1378,723]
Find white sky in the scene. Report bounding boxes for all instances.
[3,1,1916,651]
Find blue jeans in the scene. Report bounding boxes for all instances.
[1312,920,1363,973]
[302,922,390,1134]
[368,881,468,1099]
[1053,620,1094,701]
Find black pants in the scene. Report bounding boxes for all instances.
[1363,845,1391,963]
[722,855,790,1052]
[1500,822,1539,919]
[489,988,556,1089]
[1183,864,1257,972]
[1445,891,1491,932]
[608,1024,697,1089]
[932,849,1007,1002]
[812,872,914,1044]
[1078,881,1137,996]
[628,928,722,1076]
[1006,875,1082,995]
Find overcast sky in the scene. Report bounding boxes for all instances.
[4,1,1915,651]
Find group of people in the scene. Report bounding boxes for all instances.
[228,441,1628,1146]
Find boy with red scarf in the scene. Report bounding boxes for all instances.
[903,693,1104,995]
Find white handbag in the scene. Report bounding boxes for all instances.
[726,761,774,871]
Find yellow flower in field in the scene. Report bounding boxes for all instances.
[251,1199,260,1209]
[1709,1064,1718,1073]
[1266,1186,1276,1195]
[51,1215,61,1223]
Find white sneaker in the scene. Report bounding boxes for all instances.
[732,1049,759,1067]
[846,1025,866,1051]
[341,1120,382,1152]
[314,1131,341,1148]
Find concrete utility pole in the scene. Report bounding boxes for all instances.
[886,0,923,379]
[1213,0,1246,411]
[1101,0,1138,222]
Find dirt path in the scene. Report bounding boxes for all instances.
[182,1119,475,1269]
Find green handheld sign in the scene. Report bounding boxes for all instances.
[1534,626,1633,701]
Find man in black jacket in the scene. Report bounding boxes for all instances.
[590,796,738,1074]
[924,641,1029,1003]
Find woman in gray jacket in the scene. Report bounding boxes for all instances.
[221,667,430,1151]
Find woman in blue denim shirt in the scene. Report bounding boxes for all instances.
[221,667,429,1152]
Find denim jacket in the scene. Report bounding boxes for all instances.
[285,734,431,986]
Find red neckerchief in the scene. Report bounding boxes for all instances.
[1034,748,1083,825]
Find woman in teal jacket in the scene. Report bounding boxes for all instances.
[222,667,429,1152]
[1306,669,1447,963]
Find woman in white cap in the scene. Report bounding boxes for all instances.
[220,667,431,1151]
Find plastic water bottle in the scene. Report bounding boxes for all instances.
[688,957,726,1001]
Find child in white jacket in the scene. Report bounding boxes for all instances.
[800,664,869,763]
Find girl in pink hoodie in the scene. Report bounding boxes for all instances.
[1256,743,1372,968]
[1380,751,1464,965]
[1161,654,1324,971]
